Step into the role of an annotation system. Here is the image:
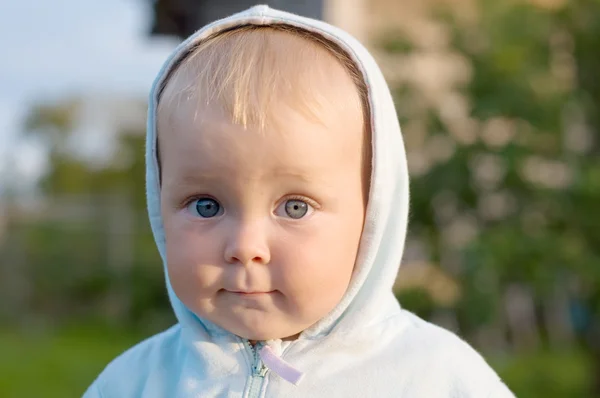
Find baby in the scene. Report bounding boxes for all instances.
[84,5,515,397]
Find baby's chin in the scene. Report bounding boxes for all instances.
[188,297,317,341]
[209,315,306,342]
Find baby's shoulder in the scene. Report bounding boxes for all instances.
[393,310,480,351]
[391,310,490,368]
[381,310,513,397]
[84,324,183,397]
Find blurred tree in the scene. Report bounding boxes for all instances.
[382,0,600,395]
[2,97,170,328]
[24,99,147,209]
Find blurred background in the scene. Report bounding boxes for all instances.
[0,0,598,397]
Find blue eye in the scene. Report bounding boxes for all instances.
[189,198,221,218]
[284,199,310,219]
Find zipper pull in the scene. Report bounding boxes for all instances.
[251,342,267,377]
[258,345,304,386]
[252,362,267,377]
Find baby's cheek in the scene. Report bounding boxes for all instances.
[279,218,355,290]
[165,227,222,295]
[276,245,351,313]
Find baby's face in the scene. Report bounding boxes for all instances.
[159,96,366,341]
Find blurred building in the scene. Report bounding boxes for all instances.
[150,0,369,41]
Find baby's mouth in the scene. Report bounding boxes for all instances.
[223,289,276,297]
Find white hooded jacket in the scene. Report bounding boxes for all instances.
[84,5,515,397]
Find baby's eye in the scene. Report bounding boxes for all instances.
[276,199,314,219]
[187,198,222,218]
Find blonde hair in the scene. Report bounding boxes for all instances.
[157,24,369,132]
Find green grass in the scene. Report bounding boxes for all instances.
[0,324,143,398]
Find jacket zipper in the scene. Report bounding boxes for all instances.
[245,340,268,398]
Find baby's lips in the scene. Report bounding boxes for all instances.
[225,288,276,295]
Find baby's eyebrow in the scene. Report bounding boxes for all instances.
[182,172,220,182]
[267,170,314,183]
[165,170,315,189]
[162,172,220,190]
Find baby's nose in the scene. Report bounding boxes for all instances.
[223,220,271,266]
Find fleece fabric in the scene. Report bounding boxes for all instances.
[84,5,515,397]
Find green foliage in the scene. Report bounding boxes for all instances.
[379,32,414,55]
[494,348,595,398]
[391,0,600,394]
[395,288,435,319]
[393,0,600,332]
[1,98,167,327]
[20,220,110,314]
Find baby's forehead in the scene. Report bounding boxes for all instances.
[157,25,366,132]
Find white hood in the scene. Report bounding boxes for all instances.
[84,6,514,397]
[145,4,410,338]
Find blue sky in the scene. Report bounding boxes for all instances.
[0,0,177,184]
